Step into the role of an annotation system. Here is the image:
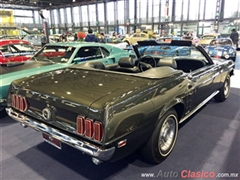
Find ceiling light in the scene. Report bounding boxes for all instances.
[73,0,75,2]
[49,3,52,5]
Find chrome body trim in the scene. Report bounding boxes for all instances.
[6,107,115,161]
[179,90,219,123]
[0,99,6,103]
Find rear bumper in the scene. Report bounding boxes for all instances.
[0,99,6,111]
[6,107,115,162]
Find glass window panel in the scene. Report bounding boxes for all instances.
[148,0,153,18]
[13,10,32,17]
[224,0,239,18]
[98,3,105,23]
[117,0,124,21]
[34,10,40,24]
[205,0,216,19]
[189,0,199,20]
[182,0,188,21]
[199,0,204,20]
[129,0,134,20]
[160,1,165,22]
[66,7,72,23]
[106,2,114,23]
[81,5,88,23]
[175,0,182,21]
[60,8,65,23]
[140,0,147,18]
[153,0,159,22]
[89,4,96,22]
[53,9,59,24]
[168,0,173,21]
[73,6,80,24]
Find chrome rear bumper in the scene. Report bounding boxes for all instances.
[6,107,115,162]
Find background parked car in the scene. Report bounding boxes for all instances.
[0,42,136,112]
[123,32,149,45]
[205,38,236,61]
[0,39,36,64]
[199,33,221,47]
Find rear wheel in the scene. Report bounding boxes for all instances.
[214,75,230,102]
[0,109,7,118]
[124,41,130,46]
[230,56,236,62]
[142,109,178,164]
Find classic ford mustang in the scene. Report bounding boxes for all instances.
[0,42,134,112]
[6,40,234,165]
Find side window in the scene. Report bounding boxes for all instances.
[75,47,98,60]
[189,46,209,64]
[99,47,110,58]
[0,45,11,53]
[13,44,35,52]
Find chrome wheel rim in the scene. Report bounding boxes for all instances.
[158,115,177,155]
[224,79,230,97]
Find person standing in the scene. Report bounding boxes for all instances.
[41,32,47,47]
[230,28,239,48]
[84,28,99,42]
[98,32,106,43]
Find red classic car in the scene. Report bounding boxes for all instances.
[0,39,36,64]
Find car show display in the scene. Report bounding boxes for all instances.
[6,40,234,165]
[0,42,134,112]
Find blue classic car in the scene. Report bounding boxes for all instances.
[0,42,135,113]
[205,38,236,61]
[139,40,191,57]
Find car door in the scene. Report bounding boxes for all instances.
[187,65,220,110]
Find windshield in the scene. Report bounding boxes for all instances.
[202,35,216,40]
[209,39,232,46]
[33,45,76,63]
[138,43,206,60]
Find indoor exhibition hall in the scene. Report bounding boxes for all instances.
[0,0,239,180]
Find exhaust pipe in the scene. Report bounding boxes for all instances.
[92,157,103,165]
[21,123,28,128]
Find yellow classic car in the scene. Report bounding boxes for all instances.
[199,33,221,47]
[123,32,149,45]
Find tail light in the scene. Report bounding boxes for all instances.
[0,51,4,57]
[93,122,103,142]
[12,94,28,112]
[77,116,85,135]
[85,118,93,138]
[76,116,104,142]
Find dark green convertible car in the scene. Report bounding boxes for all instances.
[6,40,234,165]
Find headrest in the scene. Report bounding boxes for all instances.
[118,57,135,68]
[157,59,177,69]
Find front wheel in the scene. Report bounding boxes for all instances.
[142,109,178,164]
[214,75,231,102]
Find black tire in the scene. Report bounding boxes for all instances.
[0,109,8,118]
[142,109,178,164]
[175,51,179,56]
[214,75,231,102]
[124,41,130,46]
[230,56,236,62]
